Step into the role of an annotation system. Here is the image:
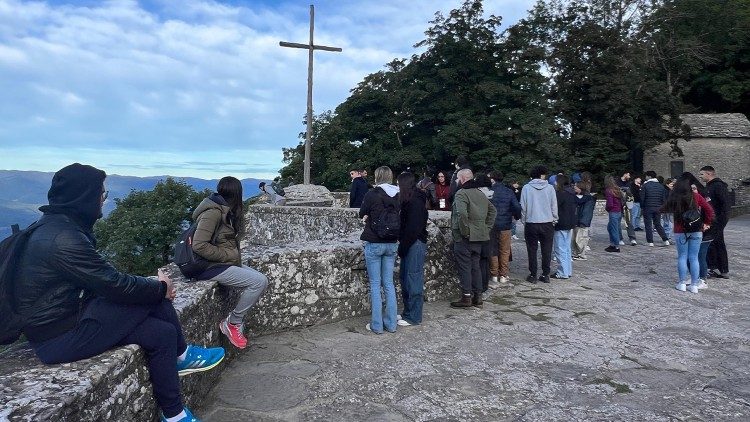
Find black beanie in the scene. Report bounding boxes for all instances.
[39,163,107,230]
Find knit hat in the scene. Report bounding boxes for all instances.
[39,163,107,230]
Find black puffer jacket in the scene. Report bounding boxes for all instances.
[640,179,667,209]
[15,214,166,342]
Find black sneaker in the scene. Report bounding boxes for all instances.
[526,274,538,284]
[605,246,620,253]
[538,275,550,283]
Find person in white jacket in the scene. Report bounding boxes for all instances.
[520,165,559,284]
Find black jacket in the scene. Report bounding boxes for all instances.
[555,187,578,230]
[490,183,521,231]
[640,179,667,209]
[359,186,399,243]
[576,193,595,227]
[706,178,730,221]
[630,182,642,204]
[398,189,428,258]
[349,177,369,208]
[16,214,166,343]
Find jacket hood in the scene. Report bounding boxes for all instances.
[377,183,399,197]
[192,193,231,220]
[528,179,550,190]
[458,179,481,190]
[39,163,107,231]
[644,178,659,184]
[707,178,728,187]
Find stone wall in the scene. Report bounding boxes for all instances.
[643,137,750,205]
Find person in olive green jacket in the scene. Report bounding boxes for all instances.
[450,169,497,309]
[192,177,269,349]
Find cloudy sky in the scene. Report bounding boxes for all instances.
[0,0,535,180]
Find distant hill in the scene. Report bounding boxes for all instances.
[0,170,265,239]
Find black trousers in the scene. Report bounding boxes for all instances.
[643,208,668,243]
[454,239,483,295]
[524,222,554,276]
[708,219,729,274]
[480,239,491,292]
[31,298,187,417]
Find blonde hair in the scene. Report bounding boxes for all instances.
[374,166,393,185]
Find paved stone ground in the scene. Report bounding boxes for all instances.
[201,215,750,421]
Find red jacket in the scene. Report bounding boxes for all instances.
[673,192,714,234]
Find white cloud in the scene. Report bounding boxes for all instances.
[0,0,536,178]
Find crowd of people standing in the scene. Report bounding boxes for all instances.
[351,159,734,333]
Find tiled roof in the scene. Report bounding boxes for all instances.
[679,113,750,138]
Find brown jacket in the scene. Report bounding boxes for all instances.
[192,194,241,267]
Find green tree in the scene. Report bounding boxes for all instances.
[94,178,209,275]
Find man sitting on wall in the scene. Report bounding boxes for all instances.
[14,163,225,422]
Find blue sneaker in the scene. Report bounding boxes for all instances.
[160,407,201,422]
[177,344,225,376]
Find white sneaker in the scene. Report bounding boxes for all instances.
[696,279,707,290]
[585,245,591,251]
[512,235,519,240]
[630,240,637,246]
[648,242,654,247]
[499,276,508,283]
[687,285,699,294]
[491,276,498,283]
[619,240,625,246]
[675,283,687,292]
[397,319,412,327]
[664,240,671,246]
[396,314,401,320]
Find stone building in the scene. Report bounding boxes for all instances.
[643,113,750,206]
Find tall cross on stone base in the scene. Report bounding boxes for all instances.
[280,5,342,185]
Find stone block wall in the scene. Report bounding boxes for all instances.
[643,137,750,205]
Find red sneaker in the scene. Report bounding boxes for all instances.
[219,318,248,349]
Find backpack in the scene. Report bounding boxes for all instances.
[0,221,44,345]
[270,181,285,197]
[371,189,400,241]
[681,197,703,233]
[173,217,222,280]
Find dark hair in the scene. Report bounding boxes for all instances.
[700,165,715,172]
[258,181,266,189]
[662,178,694,215]
[529,165,548,179]
[489,170,504,183]
[435,170,450,185]
[621,170,632,177]
[475,173,492,188]
[218,176,244,237]
[397,172,416,206]
[678,172,707,196]
[455,155,470,168]
[657,175,664,184]
[555,174,570,191]
[645,171,657,179]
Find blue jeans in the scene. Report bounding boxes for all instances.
[607,212,622,246]
[698,240,712,279]
[553,230,573,278]
[675,232,702,284]
[399,240,426,324]
[662,214,673,240]
[364,241,398,333]
[511,220,517,236]
[631,203,642,229]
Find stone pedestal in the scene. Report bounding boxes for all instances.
[282,184,335,207]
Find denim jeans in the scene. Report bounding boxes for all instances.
[675,232,702,284]
[399,240,426,325]
[607,212,622,246]
[631,203,642,229]
[553,230,573,278]
[662,214,673,240]
[364,241,398,333]
[698,240,712,279]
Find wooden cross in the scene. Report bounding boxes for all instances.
[279,5,342,185]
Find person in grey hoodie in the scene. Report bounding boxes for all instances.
[520,165,559,283]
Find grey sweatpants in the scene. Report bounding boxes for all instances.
[208,265,269,325]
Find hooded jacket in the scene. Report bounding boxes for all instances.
[490,183,521,231]
[192,193,242,267]
[16,163,166,343]
[705,178,730,221]
[640,178,667,209]
[349,176,369,208]
[520,179,558,224]
[451,180,496,242]
[359,184,400,243]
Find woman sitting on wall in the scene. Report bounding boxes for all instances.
[434,170,452,211]
[192,176,269,349]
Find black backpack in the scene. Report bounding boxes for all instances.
[371,189,400,241]
[0,221,44,345]
[681,198,703,233]
[173,217,221,280]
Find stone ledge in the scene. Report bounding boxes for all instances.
[0,269,241,422]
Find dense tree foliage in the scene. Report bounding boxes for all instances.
[280,0,749,189]
[94,178,209,275]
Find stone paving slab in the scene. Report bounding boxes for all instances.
[201,215,750,421]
